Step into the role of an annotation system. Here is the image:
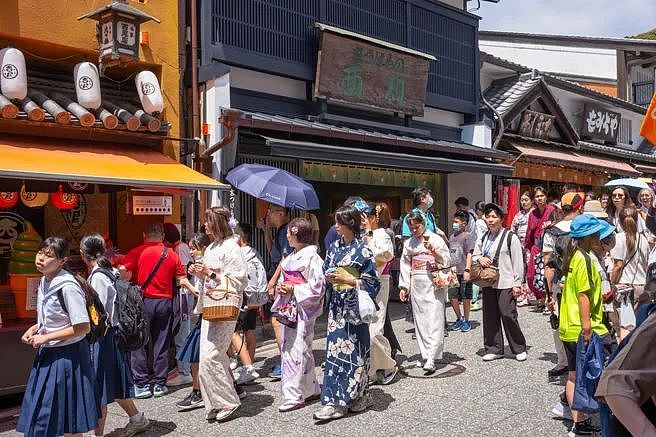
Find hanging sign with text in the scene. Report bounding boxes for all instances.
[581,103,621,143]
[314,30,431,116]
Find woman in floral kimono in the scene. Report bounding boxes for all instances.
[399,210,451,373]
[274,218,325,412]
[313,205,380,422]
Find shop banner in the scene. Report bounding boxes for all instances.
[497,179,520,229]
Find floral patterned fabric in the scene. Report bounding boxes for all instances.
[321,237,380,407]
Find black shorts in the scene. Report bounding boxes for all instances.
[235,308,257,332]
[563,333,615,372]
[448,275,473,300]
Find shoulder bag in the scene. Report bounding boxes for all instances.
[470,229,509,288]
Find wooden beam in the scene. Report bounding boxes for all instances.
[617,49,628,101]
[29,91,70,124]
[0,94,18,119]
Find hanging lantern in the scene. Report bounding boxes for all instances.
[20,186,48,207]
[135,70,163,115]
[74,62,102,110]
[0,47,27,100]
[50,186,79,210]
[0,192,18,209]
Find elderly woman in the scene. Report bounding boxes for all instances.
[399,210,451,373]
[471,203,527,362]
[189,207,248,423]
[275,217,325,412]
[638,188,654,221]
[314,205,380,422]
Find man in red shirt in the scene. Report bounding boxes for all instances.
[120,222,195,399]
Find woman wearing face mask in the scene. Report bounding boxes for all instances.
[525,186,557,305]
[17,237,100,437]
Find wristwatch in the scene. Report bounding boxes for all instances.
[209,272,217,280]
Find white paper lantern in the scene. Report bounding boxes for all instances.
[0,47,27,100]
[74,62,101,110]
[135,70,163,115]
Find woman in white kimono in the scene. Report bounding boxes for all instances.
[189,206,248,423]
[399,210,451,373]
[274,217,325,412]
[363,202,398,385]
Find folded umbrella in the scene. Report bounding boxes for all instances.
[226,163,319,210]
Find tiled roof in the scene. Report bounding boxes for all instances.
[483,72,542,116]
[578,141,656,164]
[479,30,656,49]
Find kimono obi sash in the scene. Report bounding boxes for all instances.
[282,270,307,286]
[411,254,437,272]
[330,266,360,291]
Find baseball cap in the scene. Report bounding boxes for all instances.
[583,200,608,219]
[570,214,607,238]
[561,192,585,210]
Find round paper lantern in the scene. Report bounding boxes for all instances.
[0,191,18,209]
[0,47,27,100]
[135,70,164,115]
[74,62,101,110]
[20,186,48,207]
[50,186,79,210]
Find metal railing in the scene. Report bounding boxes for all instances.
[632,81,654,107]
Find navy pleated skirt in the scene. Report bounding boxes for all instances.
[17,338,100,437]
[92,326,135,405]
[176,317,201,364]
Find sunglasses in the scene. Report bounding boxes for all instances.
[611,193,625,198]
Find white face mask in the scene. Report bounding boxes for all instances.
[425,195,434,209]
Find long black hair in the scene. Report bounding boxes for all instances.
[335,204,362,235]
[80,233,112,269]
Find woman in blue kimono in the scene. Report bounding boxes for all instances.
[313,204,380,422]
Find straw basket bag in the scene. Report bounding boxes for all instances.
[202,277,241,322]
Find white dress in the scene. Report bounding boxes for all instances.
[365,228,397,375]
[399,231,451,361]
[278,245,325,406]
[198,238,248,413]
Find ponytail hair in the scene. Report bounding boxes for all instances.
[80,233,112,269]
[619,206,638,255]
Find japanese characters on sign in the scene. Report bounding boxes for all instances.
[581,104,621,143]
[314,31,430,116]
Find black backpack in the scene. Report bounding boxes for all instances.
[93,268,150,352]
[392,217,405,258]
[56,273,109,344]
[544,225,571,278]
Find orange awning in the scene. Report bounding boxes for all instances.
[510,143,641,177]
[0,135,225,191]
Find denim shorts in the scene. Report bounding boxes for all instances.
[448,275,473,300]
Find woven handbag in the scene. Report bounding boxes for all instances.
[202,277,241,322]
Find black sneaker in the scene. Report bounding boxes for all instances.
[234,383,248,400]
[568,418,600,436]
[176,390,204,412]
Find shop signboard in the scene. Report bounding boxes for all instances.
[315,30,431,116]
[581,103,621,144]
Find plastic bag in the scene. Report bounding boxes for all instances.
[358,287,378,324]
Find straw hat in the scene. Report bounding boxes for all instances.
[583,200,608,219]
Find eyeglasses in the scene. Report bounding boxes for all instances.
[611,193,625,199]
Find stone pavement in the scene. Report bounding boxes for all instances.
[1,303,575,437]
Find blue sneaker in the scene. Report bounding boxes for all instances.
[460,319,472,332]
[448,318,463,331]
[153,384,168,397]
[135,385,152,399]
[268,363,281,381]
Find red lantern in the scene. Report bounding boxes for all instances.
[50,186,79,210]
[0,192,18,209]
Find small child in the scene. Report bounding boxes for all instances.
[448,210,476,332]
[232,223,268,386]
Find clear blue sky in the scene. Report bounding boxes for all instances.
[470,0,656,38]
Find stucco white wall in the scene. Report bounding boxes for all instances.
[229,66,307,100]
[446,172,488,220]
[415,106,465,128]
[480,40,616,82]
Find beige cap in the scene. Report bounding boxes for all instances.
[583,200,608,219]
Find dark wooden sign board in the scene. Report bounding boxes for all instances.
[314,31,430,116]
[580,103,621,143]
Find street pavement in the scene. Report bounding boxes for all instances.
[1,302,575,436]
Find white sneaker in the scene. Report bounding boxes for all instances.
[114,413,150,437]
[482,353,504,362]
[235,366,259,385]
[166,373,193,387]
[551,401,573,420]
[515,352,528,362]
[423,359,436,372]
[229,357,238,371]
[471,300,482,311]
